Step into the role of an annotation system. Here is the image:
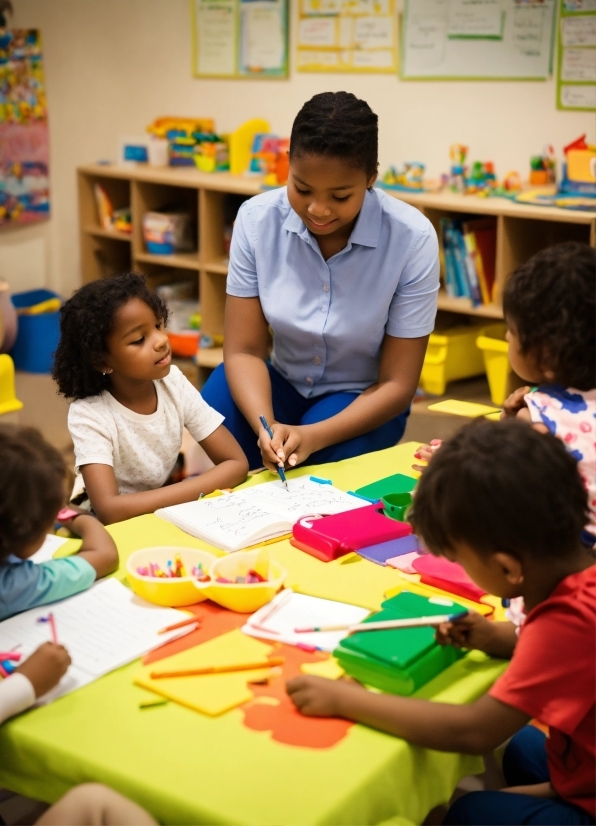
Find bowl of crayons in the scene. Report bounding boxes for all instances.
[206,548,286,613]
[126,546,217,607]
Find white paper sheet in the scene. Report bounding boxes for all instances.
[0,579,188,703]
[562,47,596,81]
[447,0,502,38]
[561,15,596,47]
[29,534,69,564]
[242,590,370,652]
[561,83,596,108]
[196,0,237,76]
[299,17,337,46]
[241,1,285,70]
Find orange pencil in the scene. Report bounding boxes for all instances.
[150,656,285,679]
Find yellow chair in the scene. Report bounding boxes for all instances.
[0,354,24,417]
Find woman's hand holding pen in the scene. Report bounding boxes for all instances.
[257,422,317,472]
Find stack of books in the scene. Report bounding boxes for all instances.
[440,217,497,306]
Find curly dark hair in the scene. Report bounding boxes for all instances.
[53,272,168,399]
[409,418,589,562]
[0,424,66,559]
[503,242,595,390]
[289,92,378,179]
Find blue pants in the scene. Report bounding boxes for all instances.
[201,362,409,470]
[444,727,595,825]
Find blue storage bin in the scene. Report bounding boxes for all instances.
[10,289,61,374]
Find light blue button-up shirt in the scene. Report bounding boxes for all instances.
[227,186,439,398]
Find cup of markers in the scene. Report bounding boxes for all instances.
[126,546,286,612]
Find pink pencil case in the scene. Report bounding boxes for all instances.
[291,504,412,562]
[412,555,487,602]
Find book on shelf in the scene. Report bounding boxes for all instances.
[439,217,497,306]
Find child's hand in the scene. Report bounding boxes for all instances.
[436,611,497,651]
[501,386,531,419]
[15,642,71,697]
[286,674,362,717]
[412,439,442,473]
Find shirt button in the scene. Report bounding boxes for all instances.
[306,377,313,385]
[323,284,329,292]
[314,357,321,365]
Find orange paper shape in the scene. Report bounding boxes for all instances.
[241,645,353,749]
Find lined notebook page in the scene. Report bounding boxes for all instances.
[156,478,366,552]
[0,579,187,702]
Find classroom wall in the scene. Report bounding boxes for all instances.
[7,0,596,298]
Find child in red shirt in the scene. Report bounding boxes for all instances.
[287,419,595,825]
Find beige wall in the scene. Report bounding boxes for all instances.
[6,0,596,298]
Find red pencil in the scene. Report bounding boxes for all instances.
[48,613,58,645]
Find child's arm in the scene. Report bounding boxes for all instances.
[82,425,248,525]
[412,439,442,474]
[435,611,518,660]
[286,676,529,754]
[0,643,71,724]
[61,513,119,577]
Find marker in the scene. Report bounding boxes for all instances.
[310,476,331,485]
[294,611,469,635]
[0,652,22,661]
[0,664,8,678]
[139,698,169,709]
[158,616,201,634]
[150,656,285,679]
[48,613,58,644]
[258,415,288,491]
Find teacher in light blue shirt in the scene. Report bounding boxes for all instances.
[202,92,439,473]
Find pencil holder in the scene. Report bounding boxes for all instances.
[381,492,413,522]
[126,546,216,607]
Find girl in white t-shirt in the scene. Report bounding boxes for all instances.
[53,273,248,524]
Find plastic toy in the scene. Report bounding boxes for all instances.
[249,134,290,186]
[529,145,556,186]
[0,354,23,417]
[381,162,426,191]
[448,144,468,192]
[560,134,596,196]
[465,161,497,195]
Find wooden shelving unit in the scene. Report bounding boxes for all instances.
[78,164,596,384]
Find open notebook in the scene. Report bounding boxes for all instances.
[0,579,187,705]
[155,477,367,553]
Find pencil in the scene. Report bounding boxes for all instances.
[158,616,201,634]
[294,611,468,634]
[48,613,58,644]
[0,652,22,661]
[258,415,289,491]
[149,655,285,679]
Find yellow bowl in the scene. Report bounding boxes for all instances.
[204,550,287,613]
[126,546,216,607]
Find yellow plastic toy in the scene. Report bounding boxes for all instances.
[146,117,215,139]
[126,547,217,607]
[420,323,486,396]
[228,118,270,175]
[476,323,510,406]
[0,354,24,417]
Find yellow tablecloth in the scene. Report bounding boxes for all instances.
[0,444,507,825]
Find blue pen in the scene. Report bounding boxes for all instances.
[259,415,289,491]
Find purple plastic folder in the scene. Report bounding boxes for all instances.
[357,534,422,566]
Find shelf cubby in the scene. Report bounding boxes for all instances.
[78,166,595,384]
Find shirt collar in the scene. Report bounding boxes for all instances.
[282,187,382,248]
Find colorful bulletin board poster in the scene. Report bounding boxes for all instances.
[192,0,289,78]
[557,0,596,110]
[297,0,398,74]
[0,30,49,227]
[401,0,556,80]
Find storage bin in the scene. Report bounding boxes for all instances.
[10,289,61,374]
[420,322,486,396]
[476,323,510,406]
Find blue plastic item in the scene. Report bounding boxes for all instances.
[10,289,61,374]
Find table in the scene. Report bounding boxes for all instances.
[0,444,507,825]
